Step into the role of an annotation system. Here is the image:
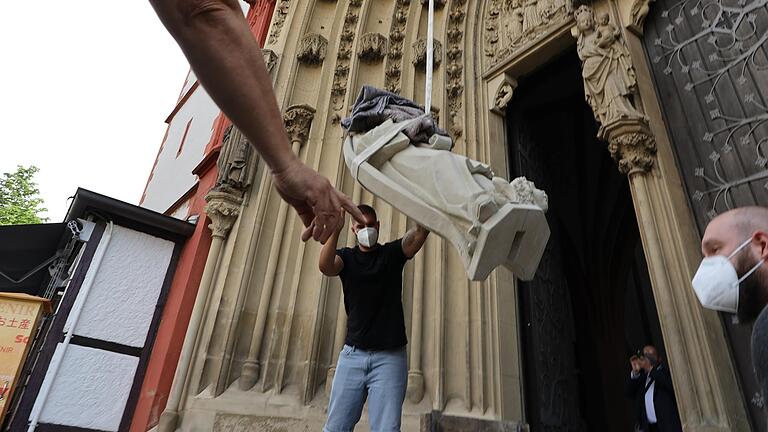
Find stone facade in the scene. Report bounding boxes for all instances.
[158,1,753,431]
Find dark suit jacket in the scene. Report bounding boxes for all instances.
[625,364,683,432]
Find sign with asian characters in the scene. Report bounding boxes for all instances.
[0,293,50,424]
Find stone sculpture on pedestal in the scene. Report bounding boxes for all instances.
[574,5,644,126]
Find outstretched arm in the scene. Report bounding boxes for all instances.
[148,0,363,243]
[402,225,429,259]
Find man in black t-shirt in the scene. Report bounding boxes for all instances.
[320,204,428,432]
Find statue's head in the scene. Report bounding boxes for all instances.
[597,12,610,26]
[574,5,595,32]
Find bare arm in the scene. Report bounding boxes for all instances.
[148,0,363,242]
[402,225,429,259]
[319,215,345,276]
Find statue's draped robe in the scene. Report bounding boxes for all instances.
[577,30,640,124]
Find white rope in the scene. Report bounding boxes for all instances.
[425,0,435,115]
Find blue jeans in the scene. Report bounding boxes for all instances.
[324,344,408,432]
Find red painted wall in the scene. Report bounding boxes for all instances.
[130,3,276,430]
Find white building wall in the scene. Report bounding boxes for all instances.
[37,345,139,431]
[141,84,220,214]
[141,2,249,216]
[30,224,176,431]
[67,224,174,347]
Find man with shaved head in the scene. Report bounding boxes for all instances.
[693,206,768,418]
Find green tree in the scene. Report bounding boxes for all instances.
[0,165,48,225]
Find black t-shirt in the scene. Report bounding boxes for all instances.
[336,239,409,350]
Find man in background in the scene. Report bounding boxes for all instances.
[626,345,682,432]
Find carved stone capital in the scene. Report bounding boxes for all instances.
[358,33,388,63]
[283,104,316,147]
[600,118,657,175]
[412,38,442,69]
[297,33,328,65]
[204,189,244,239]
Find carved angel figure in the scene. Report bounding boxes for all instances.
[574,5,644,125]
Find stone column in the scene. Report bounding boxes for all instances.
[600,118,749,430]
[239,104,316,390]
[406,250,426,403]
[158,189,242,432]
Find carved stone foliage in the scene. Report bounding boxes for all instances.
[262,49,278,75]
[283,104,316,146]
[358,33,388,63]
[385,0,412,93]
[421,0,447,7]
[412,38,442,69]
[484,0,573,68]
[204,190,243,239]
[574,5,645,127]
[446,0,468,138]
[267,0,291,45]
[331,1,363,111]
[215,125,256,194]
[603,120,657,175]
[297,33,328,65]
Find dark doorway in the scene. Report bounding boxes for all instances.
[507,50,671,431]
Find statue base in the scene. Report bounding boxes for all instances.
[470,203,550,281]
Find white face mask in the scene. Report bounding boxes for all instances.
[692,237,765,314]
[356,227,378,248]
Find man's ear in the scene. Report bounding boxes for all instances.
[756,231,768,260]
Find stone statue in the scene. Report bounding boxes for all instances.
[523,0,542,33]
[215,125,254,192]
[504,0,524,43]
[574,5,644,125]
[343,118,550,281]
